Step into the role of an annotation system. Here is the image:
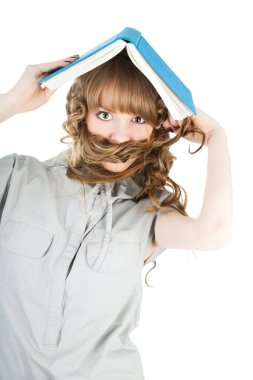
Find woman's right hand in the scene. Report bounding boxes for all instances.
[7,55,79,114]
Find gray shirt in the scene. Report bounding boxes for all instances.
[0,148,171,380]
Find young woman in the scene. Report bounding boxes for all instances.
[0,50,233,379]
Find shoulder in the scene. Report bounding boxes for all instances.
[0,152,68,191]
[0,152,21,165]
[0,149,70,172]
[1,152,44,167]
[1,154,52,182]
[0,153,37,175]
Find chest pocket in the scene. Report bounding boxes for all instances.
[84,228,141,311]
[0,219,54,292]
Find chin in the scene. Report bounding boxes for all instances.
[102,162,129,172]
[102,158,135,172]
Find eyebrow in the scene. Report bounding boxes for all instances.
[97,105,145,120]
[98,104,115,112]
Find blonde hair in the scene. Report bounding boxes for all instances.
[60,48,206,286]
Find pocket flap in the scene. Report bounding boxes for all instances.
[86,228,140,273]
[0,219,54,258]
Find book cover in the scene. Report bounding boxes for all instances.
[37,27,196,117]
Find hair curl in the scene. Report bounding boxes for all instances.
[59,48,207,287]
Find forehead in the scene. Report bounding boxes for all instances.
[98,89,117,111]
[97,86,142,116]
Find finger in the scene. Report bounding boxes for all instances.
[35,55,79,75]
[162,119,171,129]
[168,114,179,127]
[162,124,174,133]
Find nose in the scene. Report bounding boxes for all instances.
[109,134,129,144]
[109,126,131,144]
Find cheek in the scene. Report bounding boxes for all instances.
[86,118,107,137]
[132,125,153,139]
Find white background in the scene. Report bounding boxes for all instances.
[1,1,252,379]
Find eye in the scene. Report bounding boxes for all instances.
[133,116,145,124]
[95,111,145,124]
[96,111,112,121]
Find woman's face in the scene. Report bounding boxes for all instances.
[85,100,159,172]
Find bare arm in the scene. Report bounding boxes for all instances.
[197,128,233,243]
[0,92,20,123]
[155,126,233,250]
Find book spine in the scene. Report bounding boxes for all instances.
[117,27,142,46]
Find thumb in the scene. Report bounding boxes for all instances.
[42,86,57,101]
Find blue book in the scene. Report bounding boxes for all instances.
[37,27,196,119]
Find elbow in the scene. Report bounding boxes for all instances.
[213,222,233,248]
[216,236,232,249]
[194,219,233,250]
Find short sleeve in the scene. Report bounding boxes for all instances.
[0,153,18,221]
[143,188,174,266]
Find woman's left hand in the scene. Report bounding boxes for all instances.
[161,106,225,145]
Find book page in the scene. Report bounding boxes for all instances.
[40,39,127,90]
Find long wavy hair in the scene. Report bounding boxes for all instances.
[60,48,206,286]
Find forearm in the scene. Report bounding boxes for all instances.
[0,91,19,123]
[198,128,233,243]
